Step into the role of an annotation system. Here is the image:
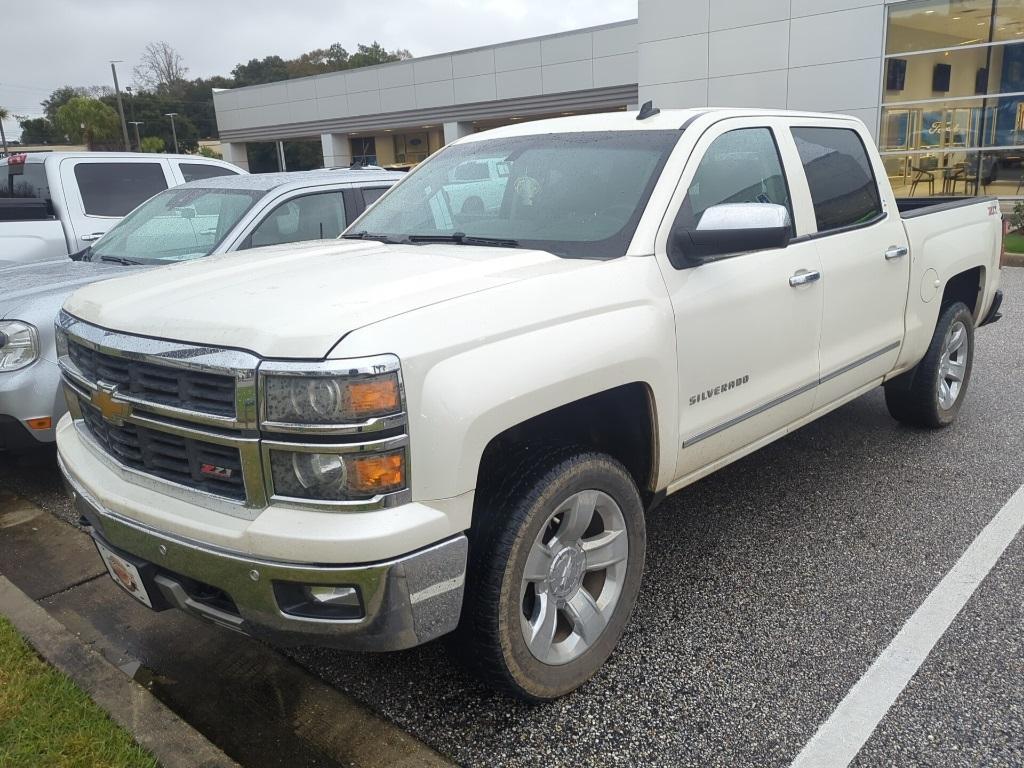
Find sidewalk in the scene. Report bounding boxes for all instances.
[0,486,452,768]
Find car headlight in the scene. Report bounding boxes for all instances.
[0,321,39,371]
[268,446,406,501]
[263,372,401,424]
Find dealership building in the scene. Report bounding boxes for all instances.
[214,0,1024,198]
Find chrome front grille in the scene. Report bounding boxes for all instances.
[79,399,246,501]
[58,311,263,518]
[67,339,237,418]
[57,311,411,518]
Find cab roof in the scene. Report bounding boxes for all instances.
[456,107,862,142]
[176,168,406,193]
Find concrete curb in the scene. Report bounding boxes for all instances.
[0,575,240,768]
[1003,252,1024,268]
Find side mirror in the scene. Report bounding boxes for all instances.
[670,203,792,266]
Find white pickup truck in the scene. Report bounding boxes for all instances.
[0,152,242,264]
[56,107,1004,701]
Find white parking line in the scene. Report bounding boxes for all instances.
[791,482,1024,768]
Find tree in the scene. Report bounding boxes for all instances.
[134,42,189,94]
[42,85,112,123]
[348,42,411,69]
[231,55,290,87]
[54,97,120,149]
[16,117,60,145]
[0,107,8,154]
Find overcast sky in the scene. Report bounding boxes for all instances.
[0,0,635,140]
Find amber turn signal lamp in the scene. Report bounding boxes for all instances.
[347,375,401,417]
[349,451,405,493]
[26,417,52,430]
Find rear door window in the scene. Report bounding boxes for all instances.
[791,127,883,233]
[244,191,347,249]
[178,163,240,183]
[74,162,168,217]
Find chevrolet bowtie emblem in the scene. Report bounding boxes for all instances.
[91,384,132,425]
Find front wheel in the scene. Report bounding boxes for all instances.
[458,448,646,701]
[884,301,975,428]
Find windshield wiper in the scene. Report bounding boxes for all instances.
[407,232,520,248]
[342,231,409,244]
[97,255,144,266]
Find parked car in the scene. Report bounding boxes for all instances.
[55,108,1003,700]
[0,167,402,451]
[0,151,243,265]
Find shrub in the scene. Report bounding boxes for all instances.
[140,136,165,153]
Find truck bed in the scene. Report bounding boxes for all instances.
[896,195,998,219]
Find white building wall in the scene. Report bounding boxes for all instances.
[213,21,638,134]
[635,0,913,138]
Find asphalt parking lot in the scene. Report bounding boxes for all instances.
[2,268,1021,768]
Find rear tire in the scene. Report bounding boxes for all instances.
[457,446,646,701]
[884,301,975,428]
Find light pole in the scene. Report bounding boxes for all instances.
[125,86,137,149]
[164,112,179,153]
[129,121,144,150]
[110,60,131,151]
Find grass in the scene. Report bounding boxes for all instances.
[0,617,158,768]
[1004,232,1024,254]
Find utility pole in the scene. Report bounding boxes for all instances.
[129,121,144,150]
[110,60,131,151]
[125,86,137,149]
[164,113,179,153]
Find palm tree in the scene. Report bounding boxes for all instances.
[0,107,8,155]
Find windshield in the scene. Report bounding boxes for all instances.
[350,130,681,258]
[90,187,263,264]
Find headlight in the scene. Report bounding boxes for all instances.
[261,361,403,427]
[0,321,39,371]
[269,447,406,501]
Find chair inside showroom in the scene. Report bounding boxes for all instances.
[909,156,938,196]
[957,156,997,196]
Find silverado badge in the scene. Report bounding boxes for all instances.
[91,384,132,426]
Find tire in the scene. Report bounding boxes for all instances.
[884,301,975,428]
[457,446,646,701]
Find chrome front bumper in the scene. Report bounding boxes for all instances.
[60,456,468,651]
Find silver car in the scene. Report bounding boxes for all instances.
[0,167,403,451]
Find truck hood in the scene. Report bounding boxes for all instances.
[0,258,141,321]
[63,239,596,358]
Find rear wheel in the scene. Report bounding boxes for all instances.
[458,447,646,701]
[884,301,975,428]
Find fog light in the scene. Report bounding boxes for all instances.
[307,585,359,606]
[273,582,364,620]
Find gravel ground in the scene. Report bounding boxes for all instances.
[2,269,1021,768]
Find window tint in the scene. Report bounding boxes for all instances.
[791,127,883,233]
[179,163,239,183]
[246,191,347,249]
[675,127,792,233]
[74,162,168,217]
[0,160,50,205]
[361,187,390,206]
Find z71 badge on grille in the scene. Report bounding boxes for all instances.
[200,464,234,479]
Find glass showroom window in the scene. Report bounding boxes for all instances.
[881,0,1024,198]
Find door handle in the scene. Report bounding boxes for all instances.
[789,270,821,287]
[81,232,106,242]
[885,245,908,260]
